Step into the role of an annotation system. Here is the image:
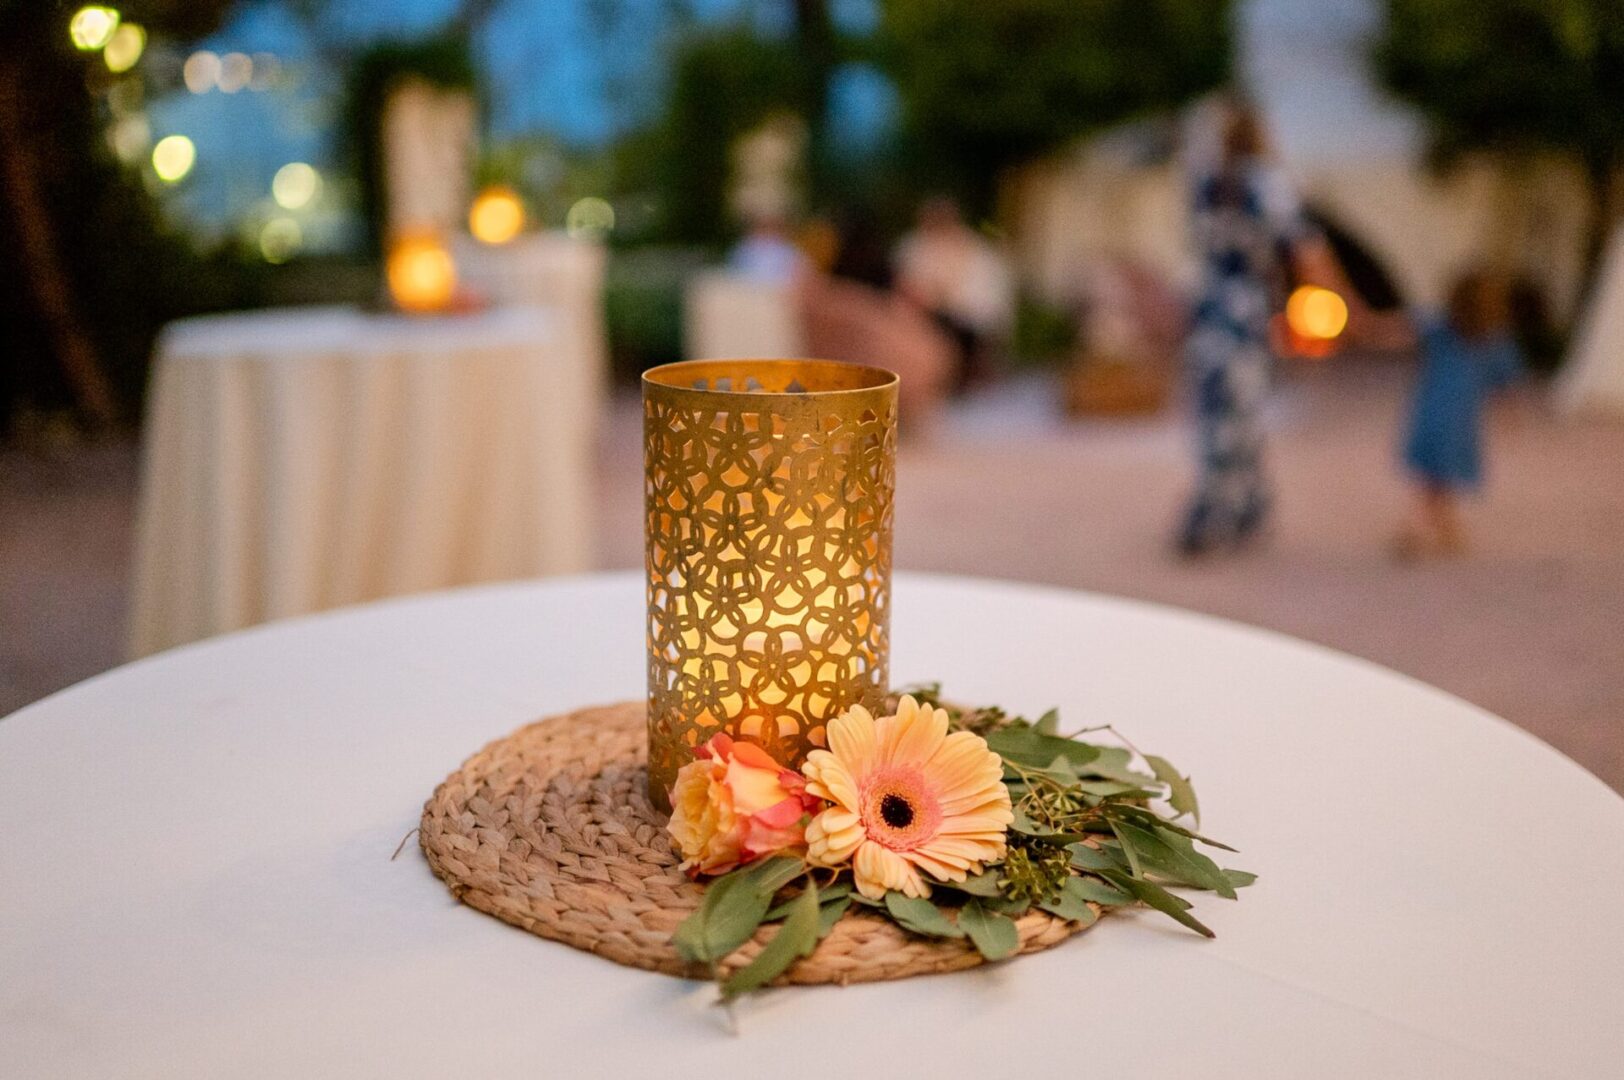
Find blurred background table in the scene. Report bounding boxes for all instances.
[129,304,596,658]
[4,573,1621,1078]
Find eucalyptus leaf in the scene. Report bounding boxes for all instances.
[1106,819,1146,878]
[958,900,1021,960]
[1144,754,1200,823]
[1109,818,1235,898]
[1034,708,1061,735]
[1107,804,1239,853]
[1037,754,1079,783]
[1067,843,1126,872]
[672,869,775,964]
[1037,877,1101,924]
[721,879,820,998]
[1072,779,1152,798]
[744,855,811,895]
[766,878,852,920]
[1223,869,1259,890]
[1068,874,1133,906]
[985,726,1102,770]
[1099,869,1215,938]
[1010,808,1093,843]
[883,892,965,938]
[817,894,854,936]
[981,894,1033,917]
[671,856,808,965]
[1080,746,1157,785]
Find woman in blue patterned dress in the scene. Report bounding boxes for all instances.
[1178,106,1335,556]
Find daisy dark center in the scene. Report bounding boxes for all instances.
[879,793,915,829]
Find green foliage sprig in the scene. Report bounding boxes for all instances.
[671,688,1252,1007]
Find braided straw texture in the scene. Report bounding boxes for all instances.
[420,702,1101,985]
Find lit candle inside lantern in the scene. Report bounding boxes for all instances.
[643,359,898,808]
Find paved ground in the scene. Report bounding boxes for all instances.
[4,358,1622,790]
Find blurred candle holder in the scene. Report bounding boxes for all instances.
[644,359,898,809]
[386,230,457,314]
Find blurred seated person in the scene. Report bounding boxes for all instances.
[799,210,952,429]
[1065,257,1181,417]
[828,206,894,290]
[894,196,1015,391]
[727,213,809,286]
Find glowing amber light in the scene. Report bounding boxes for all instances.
[151,135,195,183]
[69,6,119,51]
[1286,285,1349,341]
[468,186,526,245]
[386,234,457,314]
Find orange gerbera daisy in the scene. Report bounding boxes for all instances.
[801,695,1012,899]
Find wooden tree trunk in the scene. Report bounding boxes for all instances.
[0,54,116,426]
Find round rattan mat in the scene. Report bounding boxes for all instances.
[419,702,1102,986]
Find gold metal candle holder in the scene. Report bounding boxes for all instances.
[644,359,898,808]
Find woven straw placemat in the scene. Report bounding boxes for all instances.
[420,702,1102,986]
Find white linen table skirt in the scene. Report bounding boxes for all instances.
[129,304,593,657]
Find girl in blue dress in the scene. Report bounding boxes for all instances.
[1396,272,1524,557]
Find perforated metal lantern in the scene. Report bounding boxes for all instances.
[643,359,898,809]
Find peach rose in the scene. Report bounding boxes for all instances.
[666,734,818,876]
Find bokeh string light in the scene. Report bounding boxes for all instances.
[258,218,302,264]
[69,6,119,51]
[151,135,195,183]
[468,186,525,245]
[271,163,320,210]
[565,196,614,239]
[183,51,220,95]
[102,22,144,73]
[217,52,252,94]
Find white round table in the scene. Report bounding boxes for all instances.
[129,304,598,659]
[4,574,1620,1078]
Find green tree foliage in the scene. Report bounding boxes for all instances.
[642,27,811,245]
[1374,0,1624,295]
[341,34,477,259]
[0,0,242,434]
[876,0,1235,213]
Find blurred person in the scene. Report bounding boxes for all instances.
[894,196,1014,391]
[1177,102,1341,557]
[1393,271,1525,558]
[829,205,894,291]
[800,210,953,429]
[728,213,809,285]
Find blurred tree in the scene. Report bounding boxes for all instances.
[642,26,808,244]
[1375,0,1624,305]
[792,0,837,199]
[876,0,1234,215]
[340,34,477,259]
[0,0,242,436]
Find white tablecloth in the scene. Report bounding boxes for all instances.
[5,574,1622,1078]
[451,232,608,415]
[684,269,806,359]
[129,305,594,657]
